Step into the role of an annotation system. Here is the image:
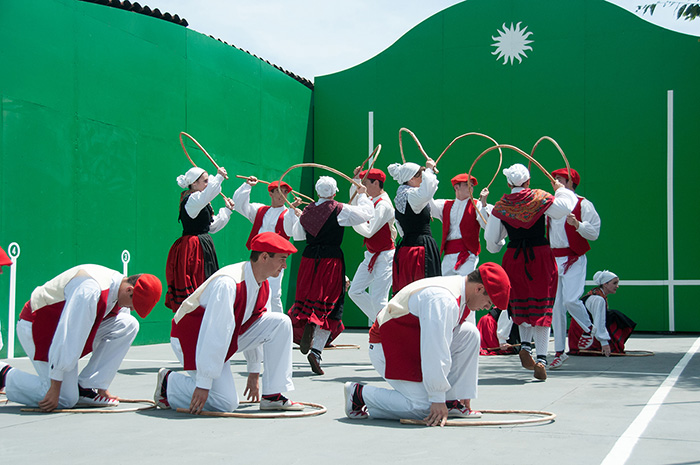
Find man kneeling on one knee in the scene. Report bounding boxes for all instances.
[156,232,303,413]
[344,262,510,426]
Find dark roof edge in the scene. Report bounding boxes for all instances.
[78,0,314,89]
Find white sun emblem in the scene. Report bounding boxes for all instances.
[491,22,533,65]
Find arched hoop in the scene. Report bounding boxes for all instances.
[175,401,326,418]
[234,175,313,205]
[470,143,556,184]
[400,409,556,427]
[349,144,382,204]
[179,131,230,201]
[398,128,430,164]
[20,398,156,414]
[435,132,503,191]
[278,163,363,208]
[529,136,572,183]
[577,349,655,357]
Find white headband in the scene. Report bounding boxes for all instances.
[503,163,530,187]
[315,176,338,198]
[593,270,618,286]
[177,167,206,189]
[388,162,421,184]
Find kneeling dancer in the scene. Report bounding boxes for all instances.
[0,265,161,411]
[157,232,303,414]
[344,262,510,426]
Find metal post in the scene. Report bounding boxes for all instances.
[7,242,21,359]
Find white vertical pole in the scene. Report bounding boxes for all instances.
[7,242,21,359]
[667,90,675,332]
[122,250,131,276]
[368,111,374,156]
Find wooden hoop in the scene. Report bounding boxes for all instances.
[469,144,557,184]
[278,163,363,208]
[175,401,326,419]
[400,409,556,427]
[576,349,655,357]
[234,175,313,204]
[20,398,156,414]
[349,144,382,203]
[398,128,430,163]
[529,136,572,183]
[179,131,230,201]
[435,132,503,190]
[325,344,361,350]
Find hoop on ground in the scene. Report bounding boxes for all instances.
[398,128,431,164]
[576,349,654,357]
[175,400,326,419]
[529,136,571,183]
[19,398,156,414]
[400,409,556,427]
[324,344,361,350]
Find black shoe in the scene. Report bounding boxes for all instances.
[299,324,316,355]
[308,350,324,375]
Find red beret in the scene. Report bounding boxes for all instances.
[358,168,386,183]
[249,232,298,254]
[478,262,510,310]
[551,168,580,186]
[451,173,478,187]
[268,181,292,193]
[132,274,162,318]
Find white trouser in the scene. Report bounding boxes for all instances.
[348,249,394,322]
[79,311,139,389]
[6,314,137,407]
[364,322,479,420]
[440,253,477,326]
[552,255,592,353]
[167,312,295,412]
[268,269,284,313]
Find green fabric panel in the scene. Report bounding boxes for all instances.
[315,0,700,329]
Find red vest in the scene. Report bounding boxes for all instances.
[565,197,591,256]
[172,279,270,371]
[20,291,115,363]
[363,197,395,272]
[440,200,481,269]
[245,206,290,250]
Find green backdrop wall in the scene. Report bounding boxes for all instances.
[0,0,313,357]
[314,0,700,331]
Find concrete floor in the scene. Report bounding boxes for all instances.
[1,330,699,465]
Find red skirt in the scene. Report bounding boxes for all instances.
[502,245,557,327]
[288,256,345,343]
[568,311,635,354]
[477,313,517,355]
[165,234,218,311]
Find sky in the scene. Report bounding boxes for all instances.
[148,0,700,81]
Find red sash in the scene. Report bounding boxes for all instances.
[174,280,270,370]
[363,198,395,273]
[550,197,590,273]
[245,206,290,249]
[440,200,481,270]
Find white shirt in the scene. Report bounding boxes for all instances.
[184,173,232,234]
[484,187,577,253]
[408,285,467,404]
[292,194,374,240]
[350,190,397,241]
[49,272,122,382]
[232,183,298,236]
[430,198,491,239]
[548,196,601,248]
[193,262,263,389]
[395,168,439,237]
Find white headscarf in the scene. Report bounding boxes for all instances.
[315,176,338,198]
[593,270,618,286]
[388,162,421,184]
[177,167,206,189]
[503,163,530,187]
